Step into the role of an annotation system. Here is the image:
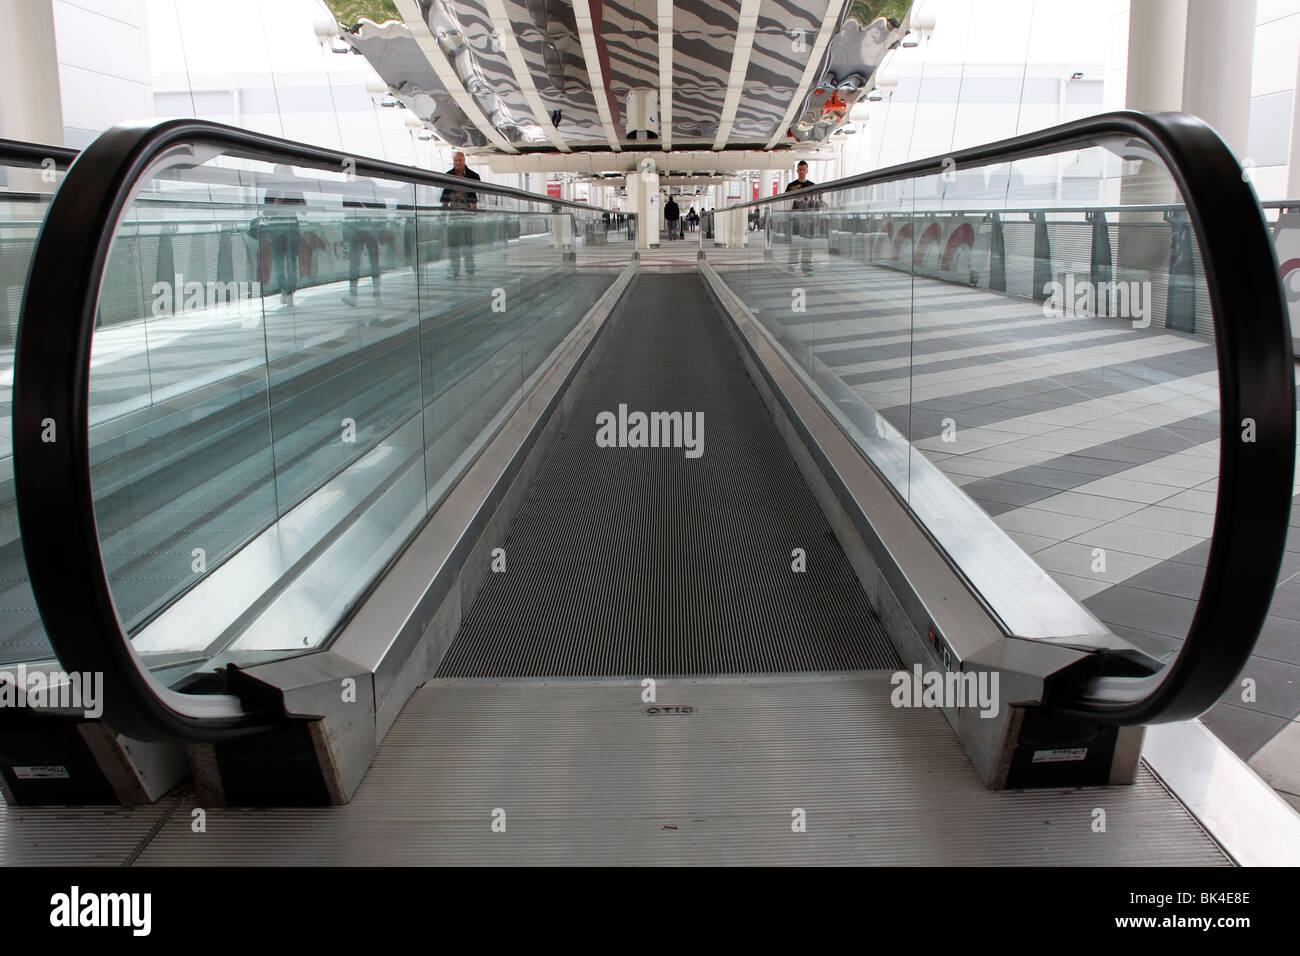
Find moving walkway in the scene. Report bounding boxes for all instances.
[1,113,1297,864]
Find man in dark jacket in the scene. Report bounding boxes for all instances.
[664,196,680,240]
[441,151,481,277]
[785,160,819,274]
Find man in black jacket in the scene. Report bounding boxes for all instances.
[664,196,680,240]
[441,151,481,277]
[785,160,818,274]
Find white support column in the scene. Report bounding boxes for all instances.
[1125,0,1187,113]
[711,186,726,246]
[1182,0,1256,159]
[711,184,746,249]
[0,0,64,146]
[1287,52,1300,197]
[1119,0,1188,272]
[727,206,746,248]
[628,170,659,249]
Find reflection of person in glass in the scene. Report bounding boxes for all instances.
[264,164,305,305]
[341,199,383,306]
[441,151,481,278]
[785,160,818,275]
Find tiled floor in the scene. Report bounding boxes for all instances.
[717,244,1300,791]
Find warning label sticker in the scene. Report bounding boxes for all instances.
[1031,748,1088,764]
[13,765,70,779]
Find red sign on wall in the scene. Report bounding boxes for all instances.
[547,180,562,198]
[753,182,759,200]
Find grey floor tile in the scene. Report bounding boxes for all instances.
[996,508,1105,539]
[1275,550,1300,584]
[1230,655,1300,721]
[962,477,1058,510]
[1047,453,1138,476]
[1025,490,1145,521]
[1170,540,1212,566]
[1253,615,1300,667]
[1263,580,1300,622]
[1084,585,1197,640]
[1075,442,1168,464]
[1073,522,1204,562]
[1008,464,1103,491]
[1122,560,1207,600]
[1200,701,1289,760]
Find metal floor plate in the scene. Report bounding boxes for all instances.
[437,273,898,677]
[0,674,1227,865]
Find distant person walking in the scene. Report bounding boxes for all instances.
[441,151,481,278]
[664,196,681,240]
[785,160,819,274]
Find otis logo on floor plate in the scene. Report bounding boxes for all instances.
[645,705,696,715]
[596,404,704,459]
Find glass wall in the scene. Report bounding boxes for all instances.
[0,153,67,666]
[713,137,1220,661]
[80,146,623,683]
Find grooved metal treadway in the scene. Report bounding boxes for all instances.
[437,273,899,677]
[0,675,1227,865]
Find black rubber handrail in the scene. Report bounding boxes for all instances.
[724,110,1294,724]
[12,113,1294,739]
[0,137,78,169]
[12,118,613,741]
